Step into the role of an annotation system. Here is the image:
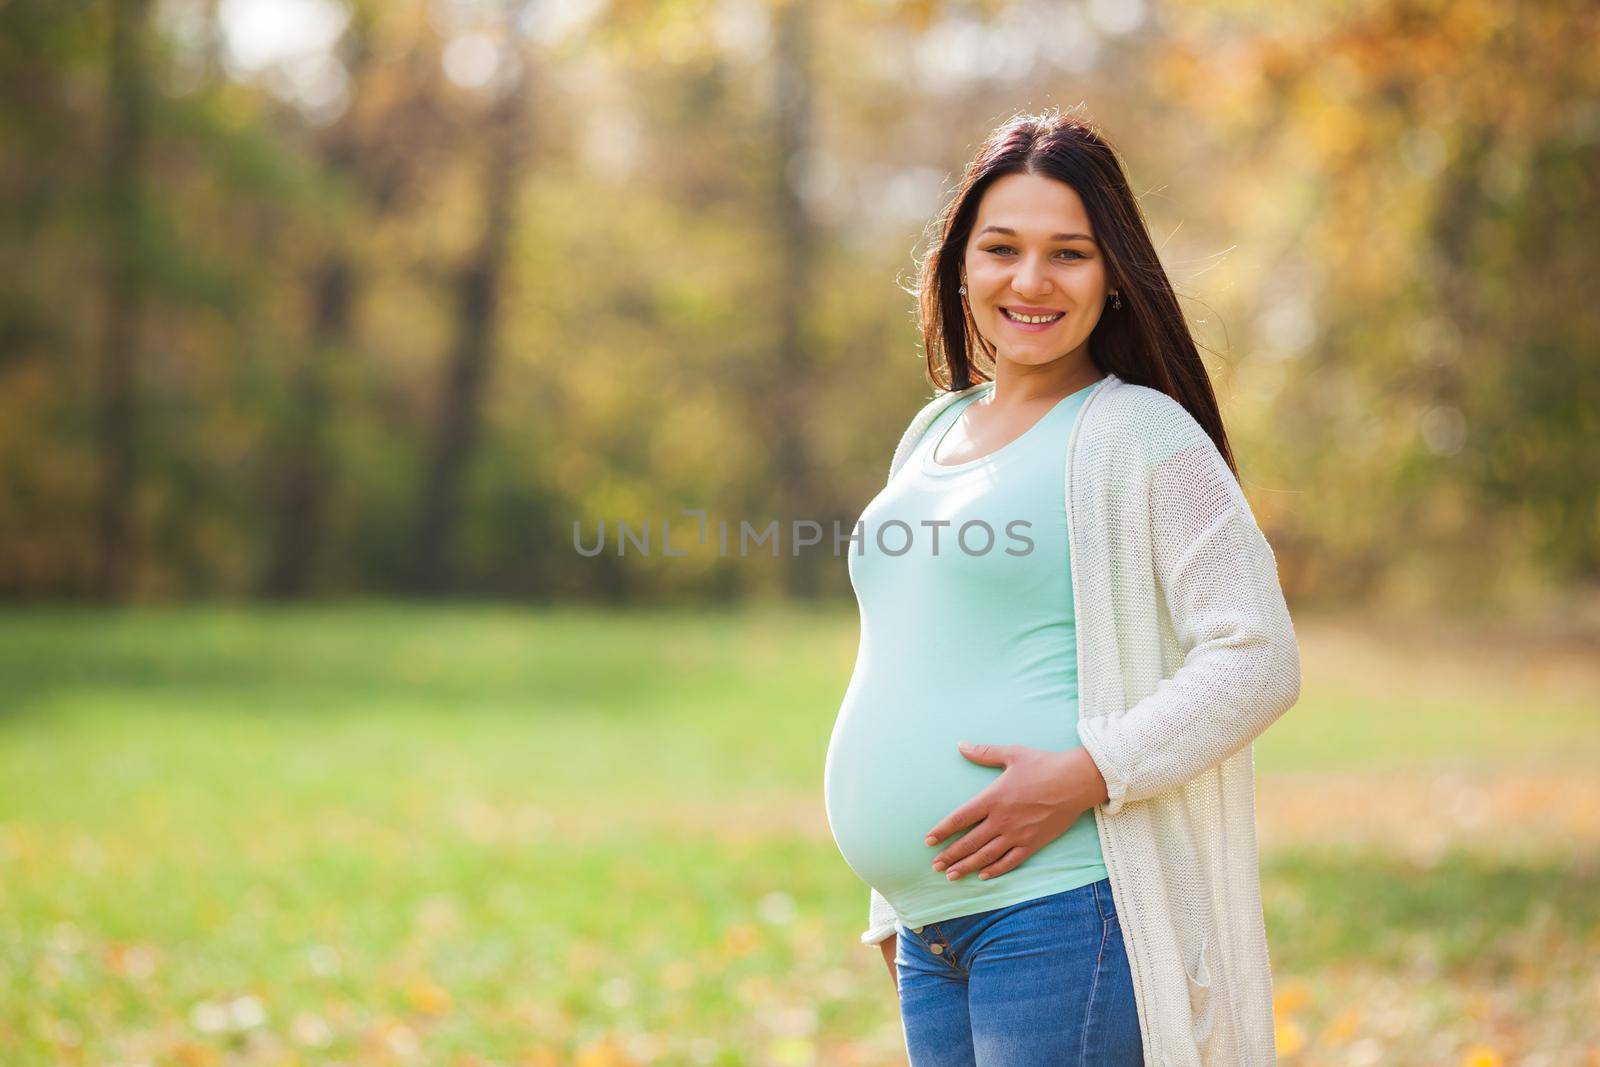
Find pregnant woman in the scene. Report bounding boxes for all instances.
[822,107,1302,1067]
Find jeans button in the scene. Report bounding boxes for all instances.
[912,925,924,933]
[929,943,944,954]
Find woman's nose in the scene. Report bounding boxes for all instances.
[1011,256,1052,297]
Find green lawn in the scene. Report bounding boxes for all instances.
[1,605,1595,1066]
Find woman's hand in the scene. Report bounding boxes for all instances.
[922,743,1109,881]
[879,935,897,985]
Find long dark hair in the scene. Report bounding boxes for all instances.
[915,105,1237,478]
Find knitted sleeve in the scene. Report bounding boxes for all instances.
[1075,420,1302,817]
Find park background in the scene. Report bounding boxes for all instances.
[1,0,1597,1064]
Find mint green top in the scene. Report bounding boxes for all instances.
[823,378,1107,928]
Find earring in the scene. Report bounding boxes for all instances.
[1111,291,1122,310]
[958,284,967,296]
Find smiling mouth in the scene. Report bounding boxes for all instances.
[1000,307,1065,324]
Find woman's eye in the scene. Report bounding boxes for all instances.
[983,246,1084,260]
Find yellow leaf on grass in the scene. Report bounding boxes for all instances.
[1462,1047,1503,1067]
[406,979,453,1016]
[1273,978,1311,1016]
[1276,1019,1307,1056]
[721,922,760,956]
[173,1043,219,1067]
[1322,1007,1361,1043]
[575,1038,638,1067]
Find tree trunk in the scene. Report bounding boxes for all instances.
[94,0,149,600]
[769,0,822,599]
[260,254,348,598]
[414,46,530,595]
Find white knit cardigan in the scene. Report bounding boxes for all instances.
[861,370,1301,1067]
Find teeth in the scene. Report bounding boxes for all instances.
[1003,308,1063,324]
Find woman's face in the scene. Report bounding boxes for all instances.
[961,171,1113,369]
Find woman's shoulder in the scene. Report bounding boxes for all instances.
[1082,375,1225,483]
[1089,375,1212,452]
[1092,374,1191,421]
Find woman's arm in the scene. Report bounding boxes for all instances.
[1075,438,1301,817]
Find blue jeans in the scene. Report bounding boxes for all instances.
[894,878,1143,1066]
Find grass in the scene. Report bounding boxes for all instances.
[1,603,1596,1066]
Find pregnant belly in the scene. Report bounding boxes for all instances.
[824,731,988,895]
[823,692,1078,898]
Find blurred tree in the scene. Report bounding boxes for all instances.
[764,0,824,598]
[0,0,1591,607]
[95,0,151,600]
[414,1,534,595]
[1264,0,1596,600]
[263,4,463,597]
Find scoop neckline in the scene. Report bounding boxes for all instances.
[922,377,1101,475]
